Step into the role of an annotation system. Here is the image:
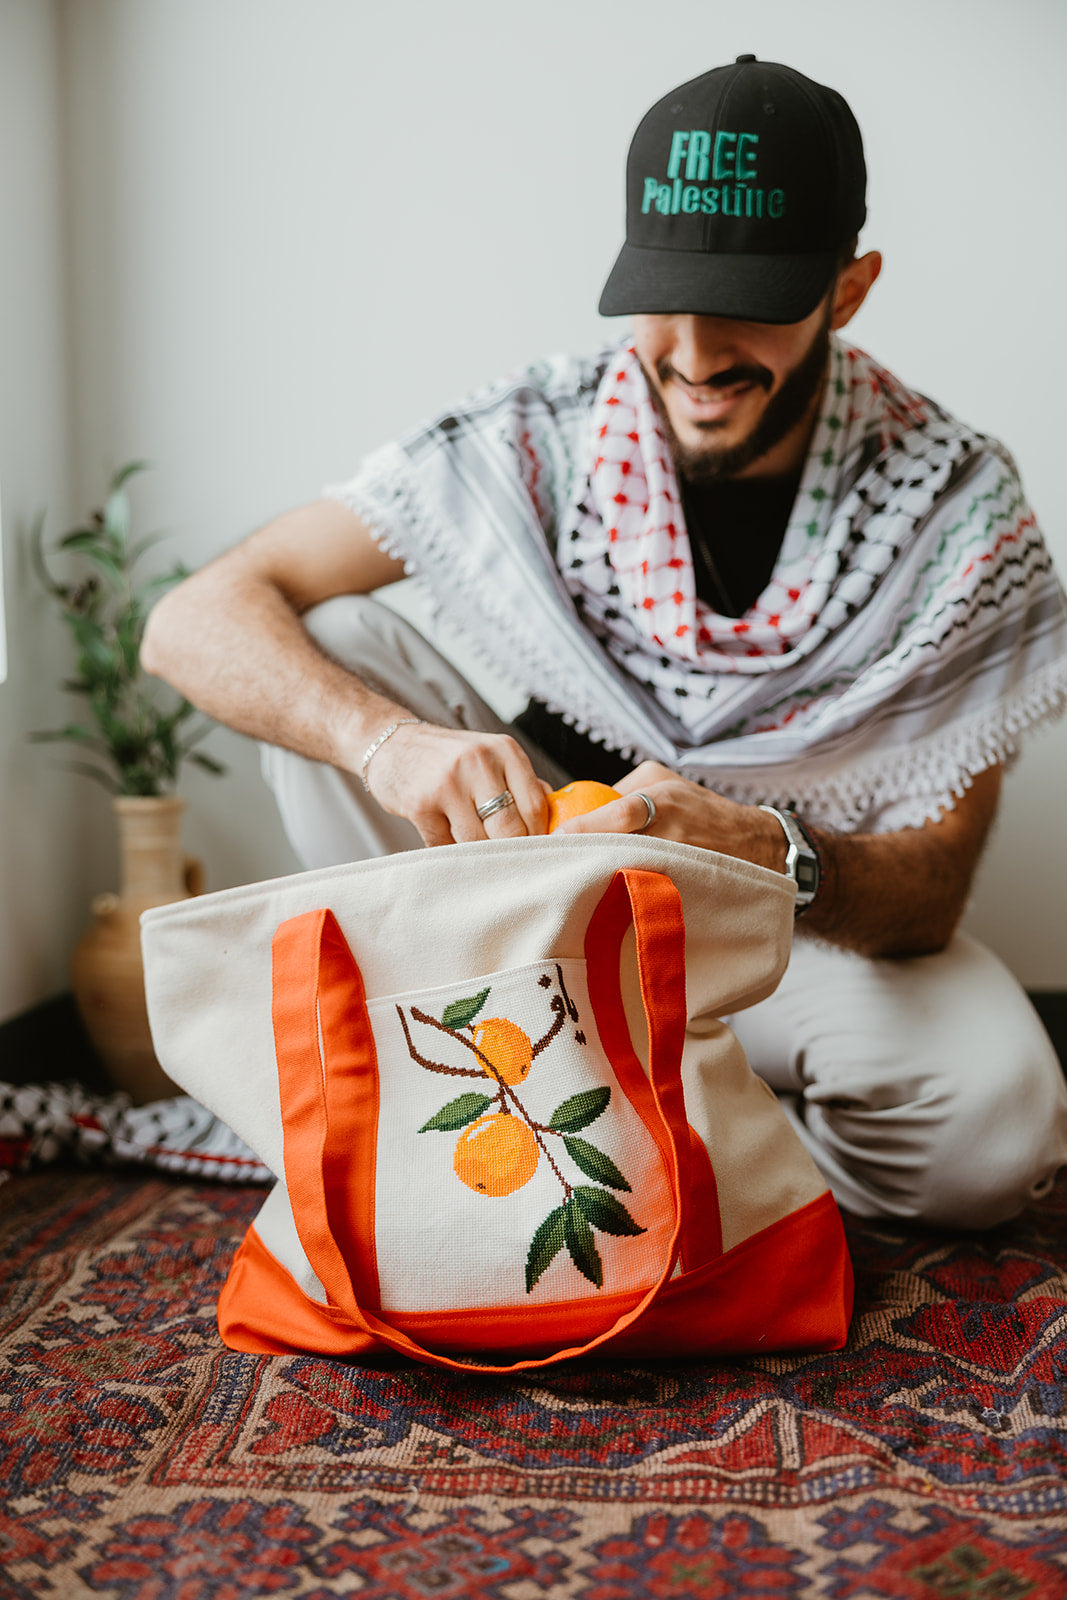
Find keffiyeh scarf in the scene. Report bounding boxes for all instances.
[0,1081,270,1184]
[332,337,1067,832]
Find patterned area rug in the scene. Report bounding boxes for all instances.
[3,1170,1067,1599]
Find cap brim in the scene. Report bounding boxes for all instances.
[598,243,838,324]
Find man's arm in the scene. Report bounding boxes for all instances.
[140,498,550,844]
[554,760,1003,958]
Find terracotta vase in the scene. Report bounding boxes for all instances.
[71,795,204,1104]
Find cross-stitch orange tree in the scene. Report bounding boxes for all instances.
[397,970,646,1292]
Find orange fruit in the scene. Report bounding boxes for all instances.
[453,1112,540,1196]
[545,780,621,832]
[472,1017,532,1085]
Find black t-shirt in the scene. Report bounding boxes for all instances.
[681,472,799,618]
[516,471,800,785]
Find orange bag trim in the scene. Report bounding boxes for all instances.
[250,870,850,1370]
[684,1125,722,1267]
[272,909,380,1312]
[266,871,694,1372]
[584,872,722,1270]
[218,1188,852,1360]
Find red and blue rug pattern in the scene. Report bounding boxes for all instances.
[2,1169,1067,1597]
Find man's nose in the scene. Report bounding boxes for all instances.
[668,316,743,385]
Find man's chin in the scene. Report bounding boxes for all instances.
[657,386,775,479]
[666,420,765,482]
[671,418,734,454]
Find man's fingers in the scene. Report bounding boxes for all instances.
[414,811,457,848]
[459,742,548,840]
[479,794,529,839]
[501,748,549,837]
[553,793,657,837]
[367,725,548,845]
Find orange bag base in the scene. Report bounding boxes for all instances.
[217,1189,853,1364]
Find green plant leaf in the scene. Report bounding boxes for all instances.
[441,988,491,1030]
[157,719,177,774]
[103,487,131,546]
[128,531,170,567]
[563,1137,632,1192]
[59,760,122,794]
[56,534,126,589]
[418,1093,493,1133]
[525,1205,567,1293]
[548,1087,610,1133]
[29,460,226,795]
[29,510,69,599]
[563,1198,603,1287]
[58,525,109,549]
[118,764,166,796]
[154,701,196,737]
[187,751,226,776]
[572,1185,646,1236]
[70,615,121,684]
[89,690,133,747]
[114,606,144,677]
[178,718,219,750]
[109,459,150,492]
[140,567,188,598]
[29,724,104,749]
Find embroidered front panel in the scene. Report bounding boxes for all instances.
[367,959,675,1313]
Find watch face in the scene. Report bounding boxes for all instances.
[796,858,819,895]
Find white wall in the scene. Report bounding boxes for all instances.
[0,0,91,1020]
[5,0,1064,1017]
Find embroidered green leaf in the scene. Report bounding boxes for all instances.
[418,1092,492,1133]
[572,1185,645,1237]
[563,1137,631,1192]
[563,1198,603,1288]
[441,988,491,1030]
[525,1205,567,1293]
[548,1086,610,1133]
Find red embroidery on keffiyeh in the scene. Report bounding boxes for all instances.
[585,345,817,668]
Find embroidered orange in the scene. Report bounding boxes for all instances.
[473,1017,532,1085]
[546,780,621,832]
[453,1112,540,1196]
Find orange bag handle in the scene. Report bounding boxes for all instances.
[271,867,691,1373]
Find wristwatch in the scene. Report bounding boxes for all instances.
[758,805,821,914]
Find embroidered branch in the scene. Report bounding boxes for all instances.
[401,970,645,1294]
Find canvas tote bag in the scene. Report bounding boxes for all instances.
[141,832,852,1371]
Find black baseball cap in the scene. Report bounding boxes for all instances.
[599,56,867,324]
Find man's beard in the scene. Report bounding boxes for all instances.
[640,305,833,483]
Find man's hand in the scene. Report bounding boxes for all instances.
[142,501,554,848]
[364,723,549,846]
[553,760,785,868]
[553,758,1003,959]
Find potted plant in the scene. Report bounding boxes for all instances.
[32,461,225,1102]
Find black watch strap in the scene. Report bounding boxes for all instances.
[758,805,821,913]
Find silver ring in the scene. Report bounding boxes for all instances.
[633,792,656,832]
[476,789,516,822]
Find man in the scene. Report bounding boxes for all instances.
[142,57,1067,1228]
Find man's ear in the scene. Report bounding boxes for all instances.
[830,250,882,331]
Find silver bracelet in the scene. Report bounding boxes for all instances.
[360,719,423,794]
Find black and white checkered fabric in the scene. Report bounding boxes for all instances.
[0,1081,271,1185]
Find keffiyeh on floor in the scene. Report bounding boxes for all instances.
[0,1081,271,1185]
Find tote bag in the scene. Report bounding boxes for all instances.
[141,833,852,1371]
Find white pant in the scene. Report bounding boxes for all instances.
[262,596,1067,1228]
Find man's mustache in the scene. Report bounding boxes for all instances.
[656,359,774,394]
